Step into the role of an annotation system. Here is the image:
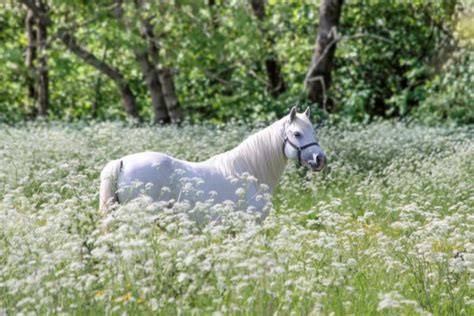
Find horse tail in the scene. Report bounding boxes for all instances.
[99,159,123,213]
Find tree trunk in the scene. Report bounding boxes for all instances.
[114,0,170,124]
[36,1,49,117]
[25,9,37,110]
[158,68,183,124]
[134,50,170,124]
[58,30,140,120]
[250,0,285,97]
[20,0,140,120]
[305,0,344,111]
[140,18,184,123]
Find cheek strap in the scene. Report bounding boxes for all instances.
[283,137,319,166]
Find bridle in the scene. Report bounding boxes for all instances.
[282,135,319,166]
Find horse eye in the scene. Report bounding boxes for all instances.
[293,131,301,138]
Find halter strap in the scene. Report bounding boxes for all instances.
[282,137,319,166]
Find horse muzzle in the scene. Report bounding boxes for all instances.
[307,154,326,172]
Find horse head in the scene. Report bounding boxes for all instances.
[283,106,326,171]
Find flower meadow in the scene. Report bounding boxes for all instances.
[0,121,473,315]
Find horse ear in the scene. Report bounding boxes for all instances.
[289,106,297,122]
[304,107,311,118]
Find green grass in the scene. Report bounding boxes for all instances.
[0,121,473,315]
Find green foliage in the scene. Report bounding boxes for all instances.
[0,4,30,122]
[414,49,474,125]
[335,0,458,120]
[0,0,472,124]
[413,1,474,125]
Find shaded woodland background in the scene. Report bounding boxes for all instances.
[1,0,473,125]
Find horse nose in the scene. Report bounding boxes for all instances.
[310,153,326,171]
[316,153,326,167]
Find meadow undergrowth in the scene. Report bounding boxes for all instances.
[0,121,473,315]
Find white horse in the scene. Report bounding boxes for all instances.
[99,106,326,218]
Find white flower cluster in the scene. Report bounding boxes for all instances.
[0,121,472,314]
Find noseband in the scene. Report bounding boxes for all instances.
[282,136,319,166]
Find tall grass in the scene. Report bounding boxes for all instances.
[0,121,473,315]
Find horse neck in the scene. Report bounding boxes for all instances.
[218,119,288,190]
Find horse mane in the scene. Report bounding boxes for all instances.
[206,117,288,190]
